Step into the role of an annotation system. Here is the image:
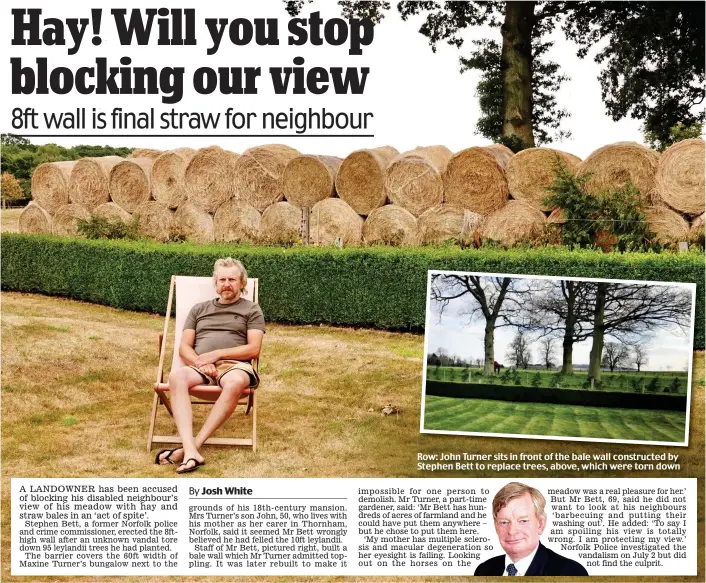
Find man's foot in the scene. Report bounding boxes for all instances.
[154,448,180,465]
[176,458,205,474]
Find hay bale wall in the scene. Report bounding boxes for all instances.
[507,148,581,210]
[185,146,240,214]
[443,146,509,215]
[385,146,453,217]
[284,155,342,208]
[309,198,363,245]
[19,202,52,234]
[260,202,301,245]
[233,144,300,211]
[336,146,399,215]
[480,200,547,246]
[214,200,261,243]
[174,203,215,243]
[363,204,419,246]
[129,148,163,159]
[31,161,75,213]
[655,138,705,215]
[577,141,659,199]
[70,156,123,211]
[152,148,197,209]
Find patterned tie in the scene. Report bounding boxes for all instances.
[507,563,518,576]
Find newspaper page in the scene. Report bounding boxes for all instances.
[2,1,704,582]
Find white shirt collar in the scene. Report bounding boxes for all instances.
[504,544,539,576]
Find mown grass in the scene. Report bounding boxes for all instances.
[423,395,687,442]
[1,207,22,233]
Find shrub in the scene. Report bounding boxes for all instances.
[1,172,25,202]
[76,216,139,240]
[531,372,542,388]
[1,235,703,348]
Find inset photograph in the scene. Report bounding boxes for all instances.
[421,271,696,446]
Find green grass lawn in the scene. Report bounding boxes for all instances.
[423,395,687,442]
[427,366,689,394]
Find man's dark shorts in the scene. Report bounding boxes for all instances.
[189,360,260,389]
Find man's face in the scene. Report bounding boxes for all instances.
[215,266,243,302]
[494,492,546,563]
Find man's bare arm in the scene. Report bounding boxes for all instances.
[179,329,199,366]
[193,329,264,367]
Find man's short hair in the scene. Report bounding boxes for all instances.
[492,482,546,521]
[212,257,248,289]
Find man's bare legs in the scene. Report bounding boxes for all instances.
[163,367,251,470]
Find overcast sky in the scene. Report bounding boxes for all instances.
[425,274,694,372]
[2,0,652,157]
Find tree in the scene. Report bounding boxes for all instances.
[601,342,629,372]
[506,331,532,369]
[587,283,692,383]
[1,173,25,202]
[644,121,704,152]
[286,2,704,149]
[631,343,648,373]
[431,274,519,375]
[525,279,595,375]
[539,337,556,370]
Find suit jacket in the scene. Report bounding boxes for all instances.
[474,542,588,577]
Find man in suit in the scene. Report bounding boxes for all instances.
[475,482,588,576]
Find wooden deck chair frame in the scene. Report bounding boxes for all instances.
[147,275,259,452]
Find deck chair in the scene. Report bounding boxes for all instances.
[147,275,259,452]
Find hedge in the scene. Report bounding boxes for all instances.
[425,381,688,411]
[2,234,704,348]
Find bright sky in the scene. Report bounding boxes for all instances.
[2,0,650,157]
[424,274,694,372]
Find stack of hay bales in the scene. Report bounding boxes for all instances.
[23,139,702,248]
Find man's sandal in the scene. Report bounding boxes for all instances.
[154,448,180,465]
[176,458,205,474]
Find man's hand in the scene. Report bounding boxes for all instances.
[194,351,221,367]
[198,364,217,378]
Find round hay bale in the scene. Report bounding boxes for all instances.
[93,202,132,224]
[129,148,163,159]
[134,201,175,242]
[185,146,240,214]
[385,146,453,217]
[363,204,420,246]
[31,161,75,213]
[483,144,514,168]
[690,213,705,237]
[52,203,90,237]
[645,206,689,243]
[480,200,547,246]
[283,155,342,207]
[174,203,214,243]
[109,158,153,213]
[260,202,301,245]
[443,147,509,214]
[233,144,301,211]
[507,148,582,210]
[577,141,659,199]
[417,205,482,245]
[336,146,399,215]
[655,138,705,215]
[152,148,197,209]
[309,198,363,245]
[214,200,261,243]
[547,208,567,225]
[19,202,52,234]
[70,156,123,211]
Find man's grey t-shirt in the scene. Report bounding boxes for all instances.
[183,298,265,355]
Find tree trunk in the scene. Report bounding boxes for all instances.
[484,319,496,375]
[561,284,576,375]
[588,283,609,384]
[501,1,536,148]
